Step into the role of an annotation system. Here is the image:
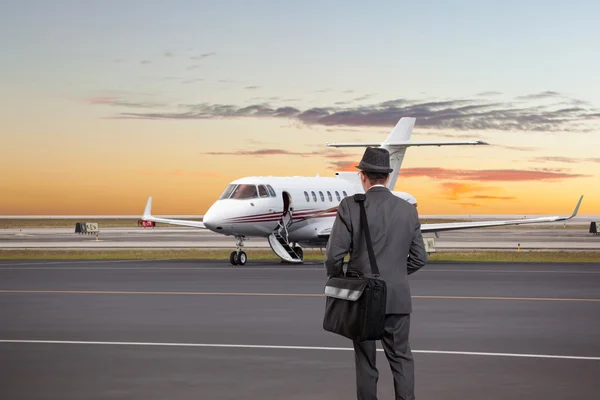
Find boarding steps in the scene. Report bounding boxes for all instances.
[267,211,303,263]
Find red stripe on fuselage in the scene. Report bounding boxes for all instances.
[226,209,330,220]
[226,212,338,223]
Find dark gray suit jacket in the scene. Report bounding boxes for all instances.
[324,186,428,314]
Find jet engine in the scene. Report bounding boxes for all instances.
[392,191,418,207]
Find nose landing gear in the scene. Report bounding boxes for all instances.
[230,236,247,266]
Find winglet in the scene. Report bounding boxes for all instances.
[569,195,584,219]
[143,197,153,218]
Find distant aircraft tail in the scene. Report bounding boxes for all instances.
[327,117,488,190]
[143,197,153,219]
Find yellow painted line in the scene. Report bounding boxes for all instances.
[0,289,599,302]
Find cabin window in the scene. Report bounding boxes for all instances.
[335,191,341,201]
[343,191,348,198]
[258,185,269,198]
[319,191,325,202]
[230,184,258,199]
[311,191,317,202]
[304,191,310,202]
[266,185,276,197]
[327,191,332,202]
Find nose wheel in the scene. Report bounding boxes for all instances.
[230,236,247,266]
[229,250,247,266]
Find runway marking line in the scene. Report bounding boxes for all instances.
[1,266,600,274]
[0,340,598,361]
[1,289,599,302]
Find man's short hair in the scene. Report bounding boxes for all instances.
[363,171,389,185]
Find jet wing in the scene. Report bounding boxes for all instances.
[316,195,583,238]
[142,197,206,229]
[421,195,583,233]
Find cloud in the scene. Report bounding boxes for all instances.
[458,202,481,208]
[137,170,222,179]
[187,65,200,70]
[398,167,589,181]
[191,52,217,60]
[352,94,373,102]
[82,97,163,109]
[329,162,589,181]
[470,195,515,200]
[140,60,152,64]
[496,145,538,152]
[477,91,503,96]
[440,182,489,200]
[114,95,600,132]
[84,97,118,105]
[430,132,487,140]
[244,86,260,90]
[516,91,561,100]
[532,156,600,164]
[164,52,173,57]
[516,91,592,108]
[182,78,204,84]
[532,167,572,173]
[439,183,516,205]
[204,148,352,159]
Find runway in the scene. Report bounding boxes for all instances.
[1,226,599,250]
[1,260,599,399]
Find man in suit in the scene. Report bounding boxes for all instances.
[324,147,428,400]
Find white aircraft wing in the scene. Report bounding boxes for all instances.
[142,197,206,229]
[327,140,488,148]
[316,195,583,238]
[422,195,583,233]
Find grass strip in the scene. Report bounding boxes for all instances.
[0,249,598,263]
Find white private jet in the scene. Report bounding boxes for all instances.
[141,117,584,265]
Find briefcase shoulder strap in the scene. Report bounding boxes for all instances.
[353,194,380,277]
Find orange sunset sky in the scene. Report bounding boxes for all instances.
[1,1,599,216]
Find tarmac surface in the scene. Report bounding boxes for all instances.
[1,260,599,399]
[2,226,599,250]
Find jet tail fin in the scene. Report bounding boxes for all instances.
[327,117,488,190]
[381,118,416,190]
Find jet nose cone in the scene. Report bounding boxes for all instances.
[202,204,222,232]
[203,211,215,231]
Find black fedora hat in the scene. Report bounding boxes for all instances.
[356,147,393,173]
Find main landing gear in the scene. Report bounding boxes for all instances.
[229,236,247,266]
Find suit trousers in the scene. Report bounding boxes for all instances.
[352,314,414,400]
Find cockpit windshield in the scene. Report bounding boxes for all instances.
[219,183,276,200]
[219,184,238,200]
[231,184,258,199]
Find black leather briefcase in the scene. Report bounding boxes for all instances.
[322,194,387,342]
